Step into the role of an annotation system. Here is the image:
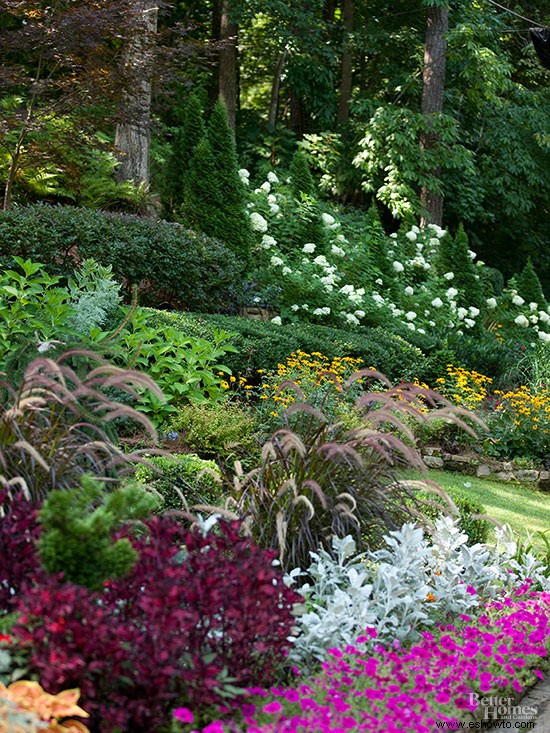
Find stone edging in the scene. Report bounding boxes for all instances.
[421,447,550,492]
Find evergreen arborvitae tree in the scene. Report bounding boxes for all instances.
[183,136,225,236]
[516,257,547,307]
[165,94,205,211]
[289,150,315,198]
[435,223,484,310]
[205,98,253,267]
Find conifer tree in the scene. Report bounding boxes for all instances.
[289,150,315,198]
[435,223,484,310]
[183,136,225,237]
[516,257,547,307]
[165,94,205,211]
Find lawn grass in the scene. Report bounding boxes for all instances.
[425,469,550,546]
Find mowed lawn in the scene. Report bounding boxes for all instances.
[426,469,550,546]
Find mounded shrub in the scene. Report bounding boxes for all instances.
[0,204,240,311]
[135,453,223,511]
[143,309,426,382]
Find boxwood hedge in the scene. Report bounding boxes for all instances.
[0,204,241,312]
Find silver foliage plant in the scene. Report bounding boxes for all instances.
[287,516,550,668]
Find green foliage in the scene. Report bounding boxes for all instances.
[0,204,241,312]
[164,94,205,211]
[135,453,222,511]
[516,257,547,308]
[169,401,258,463]
[143,308,426,382]
[38,476,158,590]
[66,258,122,336]
[0,257,74,370]
[114,310,237,426]
[434,224,484,311]
[289,150,315,197]
[417,486,491,546]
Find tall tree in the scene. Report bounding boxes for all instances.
[218,0,239,130]
[337,0,354,125]
[419,0,449,227]
[114,0,158,186]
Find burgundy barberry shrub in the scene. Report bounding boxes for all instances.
[0,489,40,614]
[14,517,300,733]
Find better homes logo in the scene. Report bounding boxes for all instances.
[470,693,538,725]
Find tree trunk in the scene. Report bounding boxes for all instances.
[267,50,287,130]
[115,0,158,186]
[219,0,239,131]
[420,3,448,228]
[337,0,354,126]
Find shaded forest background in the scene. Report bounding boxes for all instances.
[0,0,548,289]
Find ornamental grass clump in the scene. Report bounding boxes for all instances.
[228,368,479,571]
[0,350,162,502]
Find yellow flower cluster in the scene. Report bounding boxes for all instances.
[435,365,492,411]
[493,385,550,432]
[259,350,364,417]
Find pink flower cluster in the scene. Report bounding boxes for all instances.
[178,590,549,733]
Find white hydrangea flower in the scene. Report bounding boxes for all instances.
[267,195,277,205]
[428,320,436,327]
[444,272,454,281]
[340,284,354,295]
[530,314,539,324]
[313,306,331,316]
[431,297,443,308]
[457,307,468,320]
[469,306,480,317]
[250,212,268,232]
[464,318,476,329]
[267,171,279,183]
[270,255,284,267]
[405,311,417,321]
[417,328,426,335]
[428,223,446,238]
[416,242,424,252]
[428,238,440,248]
[538,331,550,342]
[529,302,538,311]
[321,212,336,226]
[354,310,365,319]
[313,255,329,267]
[539,311,550,323]
[336,234,347,243]
[331,245,345,257]
[468,250,477,260]
[486,298,497,309]
[405,231,417,242]
[446,287,458,300]
[303,243,316,254]
[389,232,398,239]
[512,294,525,306]
[238,168,250,183]
[291,304,300,312]
[262,234,277,249]
[260,181,271,193]
[404,286,414,296]
[271,316,282,325]
[282,267,292,276]
[269,203,281,215]
[356,288,365,296]
[407,322,416,331]
[375,278,383,286]
[373,293,385,305]
[345,313,359,326]
[393,261,404,273]
[302,304,310,311]
[514,315,529,327]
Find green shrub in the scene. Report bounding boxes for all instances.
[143,309,426,382]
[417,486,491,546]
[169,402,259,464]
[0,204,240,311]
[38,476,158,590]
[134,453,222,511]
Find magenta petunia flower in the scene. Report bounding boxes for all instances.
[173,708,194,724]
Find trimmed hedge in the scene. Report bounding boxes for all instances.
[143,309,426,382]
[0,204,241,311]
